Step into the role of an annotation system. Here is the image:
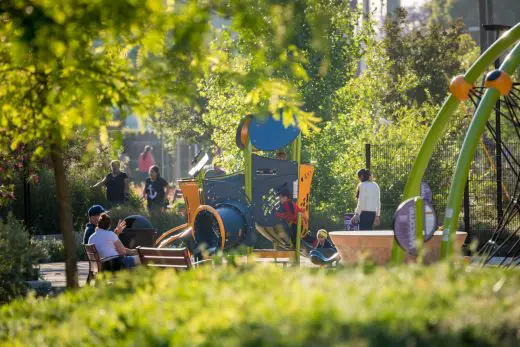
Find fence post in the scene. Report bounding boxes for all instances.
[365,144,371,170]
[463,180,470,234]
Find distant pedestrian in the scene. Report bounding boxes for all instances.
[353,169,380,230]
[143,165,169,212]
[92,160,129,206]
[138,145,155,184]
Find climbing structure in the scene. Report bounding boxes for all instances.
[156,111,337,264]
[392,23,520,265]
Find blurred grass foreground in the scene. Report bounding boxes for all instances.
[1,264,520,346]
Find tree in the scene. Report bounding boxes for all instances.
[308,7,479,226]
[0,0,178,288]
[159,1,368,169]
[1,0,358,287]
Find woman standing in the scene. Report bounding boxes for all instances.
[92,160,129,206]
[138,145,155,184]
[353,169,381,230]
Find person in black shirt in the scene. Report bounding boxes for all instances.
[92,160,129,205]
[143,165,169,212]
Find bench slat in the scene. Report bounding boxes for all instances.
[137,246,193,269]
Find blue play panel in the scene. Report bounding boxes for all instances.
[248,115,300,151]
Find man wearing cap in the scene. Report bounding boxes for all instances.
[83,205,107,244]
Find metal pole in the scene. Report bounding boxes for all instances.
[483,24,513,226]
[160,115,165,177]
[494,52,503,225]
[365,143,371,170]
[478,0,487,50]
[463,180,470,234]
[486,0,494,49]
[295,213,302,265]
[414,196,424,257]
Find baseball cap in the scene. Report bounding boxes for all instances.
[87,205,107,217]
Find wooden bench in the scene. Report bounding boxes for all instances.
[137,247,211,270]
[84,244,121,284]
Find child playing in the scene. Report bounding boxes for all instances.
[275,189,304,246]
[311,229,334,249]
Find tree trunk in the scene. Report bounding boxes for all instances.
[50,142,79,288]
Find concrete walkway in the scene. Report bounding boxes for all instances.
[39,257,320,289]
[39,262,90,287]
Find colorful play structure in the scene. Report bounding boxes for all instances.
[154,23,520,267]
[387,23,520,265]
[154,112,339,265]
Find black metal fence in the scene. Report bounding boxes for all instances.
[366,140,520,245]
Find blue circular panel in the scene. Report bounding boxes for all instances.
[248,115,300,151]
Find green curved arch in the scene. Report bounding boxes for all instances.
[441,42,520,258]
[392,23,520,262]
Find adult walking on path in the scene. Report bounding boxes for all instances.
[143,165,169,212]
[138,145,155,184]
[353,169,380,231]
[92,160,129,206]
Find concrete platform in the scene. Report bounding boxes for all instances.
[330,230,467,265]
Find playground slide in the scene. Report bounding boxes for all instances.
[157,112,339,266]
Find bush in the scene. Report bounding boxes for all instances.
[0,216,43,303]
[34,233,86,263]
[1,264,520,345]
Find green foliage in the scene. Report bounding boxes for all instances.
[307,9,478,229]
[158,2,367,171]
[381,8,478,107]
[2,264,520,345]
[0,216,43,303]
[33,234,86,263]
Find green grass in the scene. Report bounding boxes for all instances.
[1,263,520,346]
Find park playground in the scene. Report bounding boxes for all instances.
[2,2,520,346]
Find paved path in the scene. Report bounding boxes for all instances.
[39,262,90,287]
[39,257,318,288]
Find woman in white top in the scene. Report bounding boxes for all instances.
[88,213,139,268]
[354,169,381,230]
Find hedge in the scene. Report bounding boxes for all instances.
[1,264,520,346]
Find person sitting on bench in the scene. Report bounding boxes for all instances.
[88,212,139,268]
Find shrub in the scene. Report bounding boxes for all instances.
[2,264,520,345]
[34,233,86,263]
[0,216,43,303]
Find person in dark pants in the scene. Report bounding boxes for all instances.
[83,204,107,244]
[92,160,129,206]
[275,189,305,246]
[353,169,380,230]
[143,165,169,212]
